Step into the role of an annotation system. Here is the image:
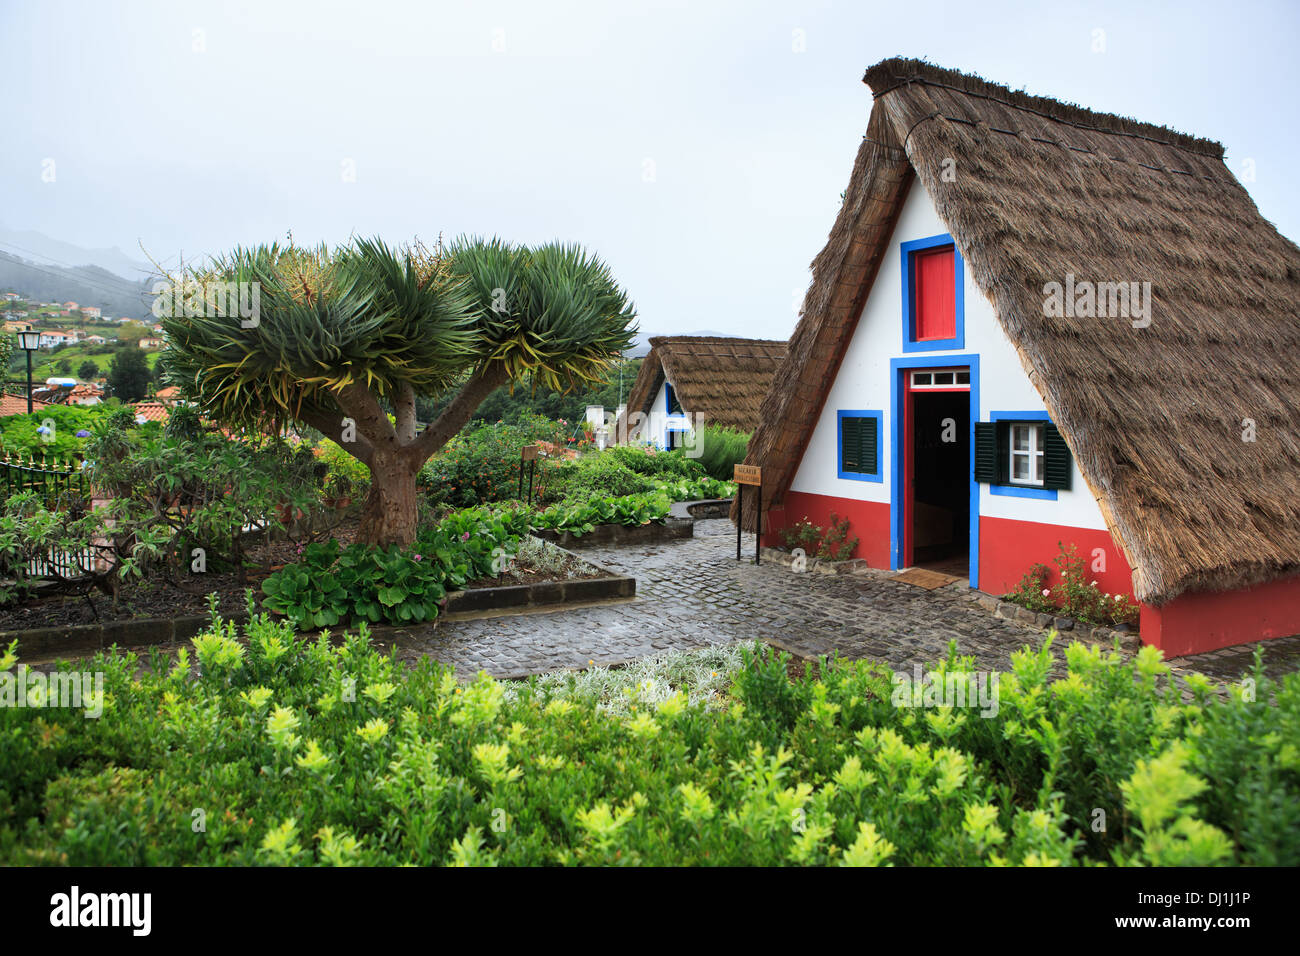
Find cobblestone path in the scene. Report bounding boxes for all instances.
[385,520,1300,685]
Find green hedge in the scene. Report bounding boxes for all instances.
[528,491,671,536]
[603,445,705,480]
[0,403,147,459]
[691,424,750,482]
[536,455,660,505]
[419,416,569,509]
[2,629,1293,866]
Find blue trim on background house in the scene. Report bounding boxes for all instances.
[989,410,1057,500]
[836,410,883,482]
[660,382,691,449]
[900,233,965,353]
[889,354,980,589]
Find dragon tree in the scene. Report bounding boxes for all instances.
[159,237,636,546]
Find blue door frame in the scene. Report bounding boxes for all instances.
[889,354,980,589]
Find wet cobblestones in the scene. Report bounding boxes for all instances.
[387,519,1300,685]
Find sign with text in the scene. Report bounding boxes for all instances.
[733,464,762,486]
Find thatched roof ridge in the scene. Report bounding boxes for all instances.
[740,57,1300,605]
[863,58,1225,159]
[617,335,787,436]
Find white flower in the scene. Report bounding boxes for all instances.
[1041,589,1051,597]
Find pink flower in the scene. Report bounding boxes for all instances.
[461,531,470,542]
[413,554,422,561]
[1041,589,1050,597]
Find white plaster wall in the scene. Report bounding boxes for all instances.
[786,182,1107,530]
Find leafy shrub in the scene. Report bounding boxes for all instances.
[317,440,371,501]
[261,507,529,628]
[1006,562,1056,614]
[536,455,659,505]
[0,492,172,607]
[1004,543,1140,627]
[528,492,671,537]
[420,418,568,509]
[2,626,1293,866]
[690,424,750,482]
[654,476,736,502]
[604,445,705,480]
[778,513,858,560]
[84,424,325,577]
[0,403,149,459]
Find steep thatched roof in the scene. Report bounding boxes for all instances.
[617,336,787,435]
[740,57,1300,605]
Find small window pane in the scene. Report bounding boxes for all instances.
[913,372,932,385]
[1013,455,1031,480]
[955,371,970,384]
[1012,425,1030,451]
[933,371,955,385]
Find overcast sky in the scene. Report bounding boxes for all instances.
[5,0,1298,339]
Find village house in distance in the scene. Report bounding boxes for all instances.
[615,335,787,448]
[739,57,1300,657]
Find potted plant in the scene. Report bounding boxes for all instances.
[323,472,355,510]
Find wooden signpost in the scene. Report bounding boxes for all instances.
[519,445,540,504]
[733,463,762,565]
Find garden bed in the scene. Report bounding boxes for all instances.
[0,523,362,632]
[760,546,871,576]
[447,535,634,612]
[676,497,733,519]
[2,536,633,657]
[533,515,693,549]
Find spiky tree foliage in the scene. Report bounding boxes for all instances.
[160,237,636,545]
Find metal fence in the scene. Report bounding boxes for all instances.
[26,545,100,579]
[0,451,91,507]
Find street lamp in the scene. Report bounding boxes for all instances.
[16,326,41,413]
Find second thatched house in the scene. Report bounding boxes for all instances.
[616,336,787,448]
[737,57,1300,658]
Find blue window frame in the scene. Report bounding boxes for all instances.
[663,382,691,449]
[837,410,883,482]
[900,233,965,353]
[988,411,1057,500]
[665,382,683,415]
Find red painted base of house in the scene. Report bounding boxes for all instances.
[762,491,1300,657]
[762,491,891,568]
[978,516,1134,601]
[1141,574,1300,658]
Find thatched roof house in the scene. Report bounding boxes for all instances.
[739,57,1300,657]
[616,336,787,446]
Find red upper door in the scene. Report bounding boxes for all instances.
[913,246,955,341]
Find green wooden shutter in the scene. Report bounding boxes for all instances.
[1042,423,1073,490]
[974,422,999,483]
[840,416,878,475]
[841,418,861,473]
[862,416,878,475]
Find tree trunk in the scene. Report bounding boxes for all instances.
[331,363,511,548]
[357,451,421,547]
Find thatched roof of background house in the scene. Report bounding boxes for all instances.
[739,57,1300,605]
[617,336,787,435]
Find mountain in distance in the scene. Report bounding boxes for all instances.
[624,328,739,358]
[0,225,155,282]
[0,251,154,319]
